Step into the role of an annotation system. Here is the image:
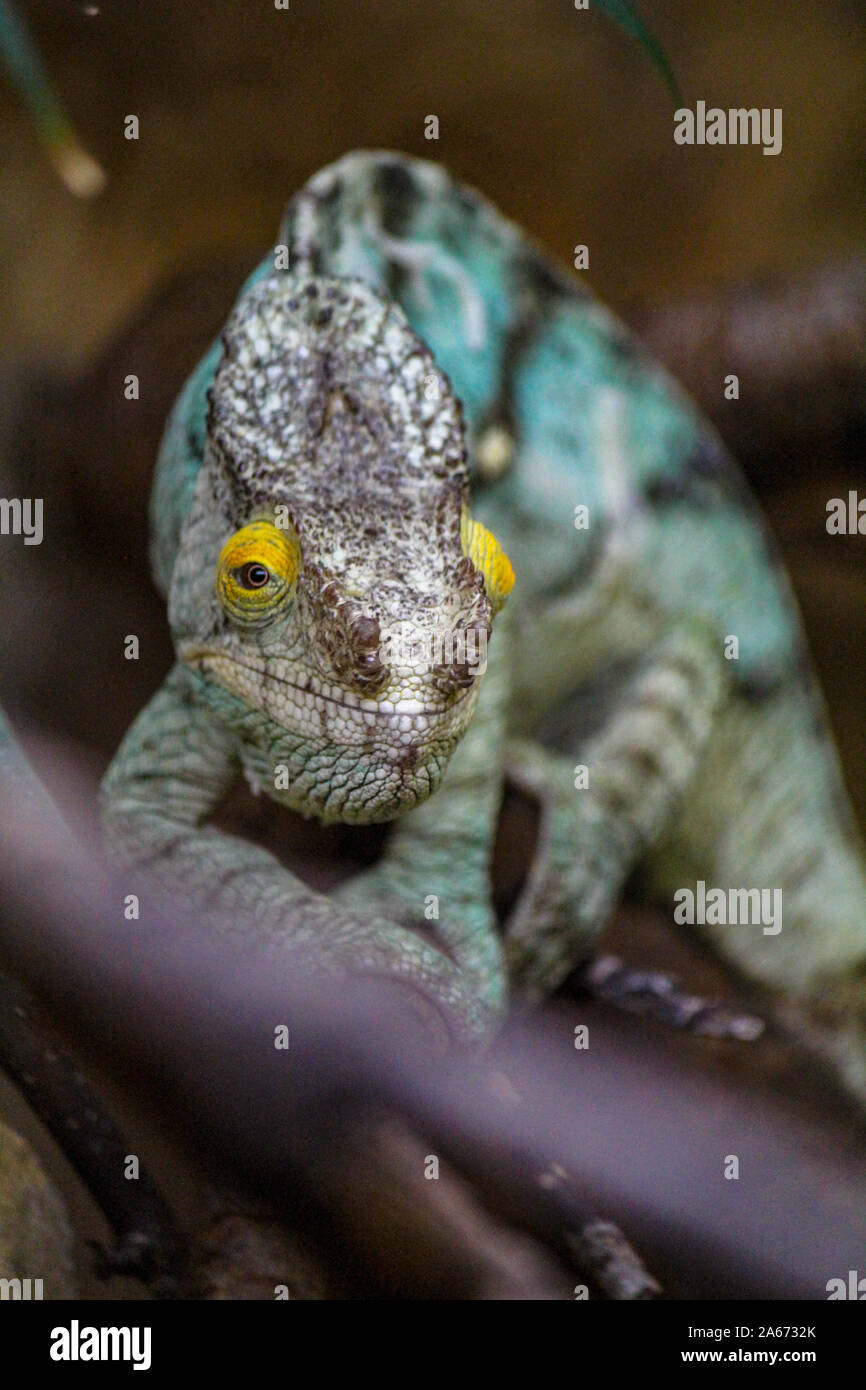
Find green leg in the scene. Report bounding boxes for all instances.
[502,620,728,1002]
[101,663,493,1043]
[646,682,866,1098]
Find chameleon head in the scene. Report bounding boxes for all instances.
[171,272,513,824]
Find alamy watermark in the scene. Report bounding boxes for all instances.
[0,497,43,545]
[826,491,865,534]
[674,102,782,157]
[674,880,783,936]
[380,621,488,676]
[826,1270,866,1299]
[0,1276,43,1299]
[50,1321,151,1370]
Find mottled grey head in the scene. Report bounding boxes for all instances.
[170,272,513,823]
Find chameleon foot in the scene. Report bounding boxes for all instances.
[567,1218,661,1301]
[576,953,765,1041]
[531,1160,661,1298]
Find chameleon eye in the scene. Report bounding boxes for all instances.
[216,520,300,625]
[460,508,514,614]
[239,562,270,589]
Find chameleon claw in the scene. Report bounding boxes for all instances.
[531,1160,661,1298]
[567,1218,662,1301]
[577,953,765,1041]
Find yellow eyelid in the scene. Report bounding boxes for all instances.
[216,520,300,623]
[218,520,300,584]
[461,509,515,614]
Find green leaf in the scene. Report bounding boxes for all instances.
[592,0,682,106]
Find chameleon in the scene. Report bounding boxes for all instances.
[2,147,865,1293]
[89,149,866,1096]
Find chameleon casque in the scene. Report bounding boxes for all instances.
[96,149,866,1084]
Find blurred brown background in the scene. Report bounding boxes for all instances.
[0,0,865,1298]
[3,0,865,357]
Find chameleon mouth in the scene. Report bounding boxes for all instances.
[180,645,477,724]
[179,643,478,823]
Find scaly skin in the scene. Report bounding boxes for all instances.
[7,151,866,1094]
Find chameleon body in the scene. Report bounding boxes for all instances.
[10,152,866,1089]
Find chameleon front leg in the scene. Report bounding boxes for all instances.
[502,619,728,1003]
[101,663,491,1043]
[333,617,513,1026]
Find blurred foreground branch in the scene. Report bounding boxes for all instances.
[1,739,866,1298]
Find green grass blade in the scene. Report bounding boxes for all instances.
[0,0,105,196]
[592,0,682,105]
